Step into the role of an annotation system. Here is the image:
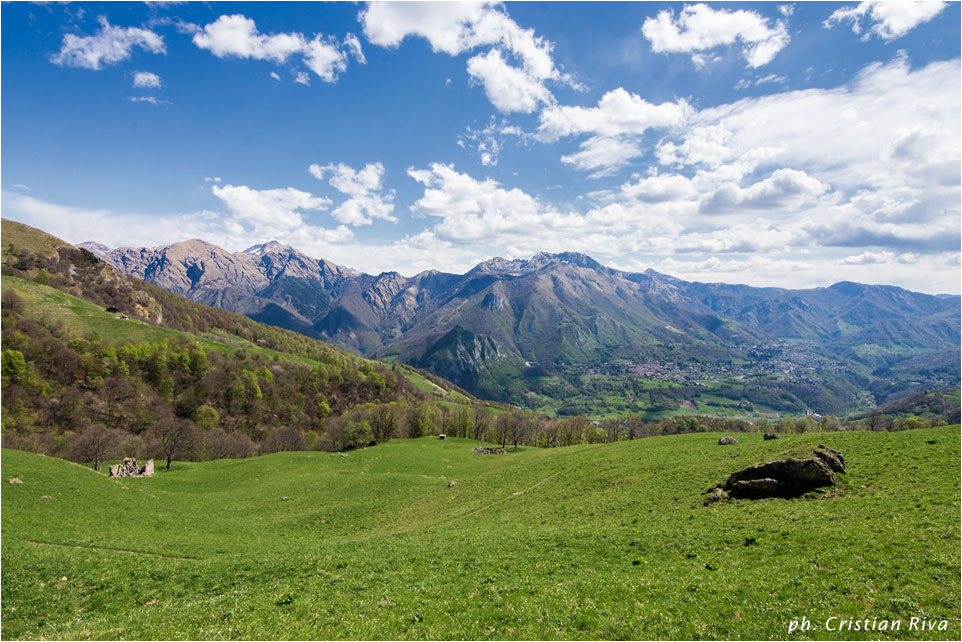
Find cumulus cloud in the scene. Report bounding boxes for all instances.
[50,16,165,70]
[466,48,553,113]
[538,88,689,175]
[193,14,360,83]
[699,168,827,213]
[642,3,790,68]
[309,162,397,226]
[211,184,332,229]
[132,70,162,88]
[360,1,576,113]
[539,88,689,140]
[825,1,947,41]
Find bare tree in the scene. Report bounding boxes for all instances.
[73,425,118,471]
[472,405,491,441]
[261,426,307,454]
[152,417,198,470]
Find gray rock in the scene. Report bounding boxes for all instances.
[763,433,780,440]
[473,447,506,455]
[729,478,782,499]
[718,437,739,445]
[723,447,843,499]
[448,481,458,487]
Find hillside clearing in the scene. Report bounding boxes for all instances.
[2,428,959,640]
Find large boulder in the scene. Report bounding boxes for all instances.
[721,446,844,499]
[718,437,739,445]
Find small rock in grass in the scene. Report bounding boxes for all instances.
[40,495,51,500]
[281,496,288,501]
[60,577,67,582]
[718,437,738,445]
[8,478,23,484]
[448,481,458,487]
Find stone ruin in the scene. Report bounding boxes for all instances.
[707,445,845,501]
[109,457,154,478]
[473,447,506,455]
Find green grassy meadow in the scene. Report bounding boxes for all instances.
[2,427,959,640]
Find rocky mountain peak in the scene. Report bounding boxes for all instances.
[471,251,604,276]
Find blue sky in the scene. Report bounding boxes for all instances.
[2,1,959,293]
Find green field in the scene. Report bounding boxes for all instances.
[3,427,959,640]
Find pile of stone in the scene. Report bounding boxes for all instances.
[708,445,845,500]
[473,447,506,455]
[108,457,154,478]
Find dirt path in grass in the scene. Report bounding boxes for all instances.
[21,539,198,561]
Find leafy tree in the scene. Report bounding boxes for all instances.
[1,349,26,382]
[343,420,374,449]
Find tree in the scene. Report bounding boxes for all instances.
[73,425,117,472]
[152,417,198,470]
[1,349,27,383]
[368,404,398,441]
[343,420,374,449]
[504,410,534,450]
[472,405,491,441]
[262,426,307,453]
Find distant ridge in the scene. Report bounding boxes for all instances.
[83,236,960,413]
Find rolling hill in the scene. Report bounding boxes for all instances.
[2,427,959,639]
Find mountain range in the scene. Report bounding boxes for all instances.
[81,238,961,414]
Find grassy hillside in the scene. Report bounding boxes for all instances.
[3,427,959,640]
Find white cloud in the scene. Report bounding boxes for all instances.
[642,3,790,68]
[700,168,827,213]
[192,14,353,83]
[343,32,366,64]
[294,71,311,86]
[128,96,172,106]
[270,71,281,81]
[458,117,528,166]
[309,162,397,226]
[538,88,690,175]
[50,16,165,70]
[132,70,162,88]
[538,88,689,140]
[193,14,305,61]
[303,36,348,82]
[211,184,332,229]
[204,177,222,183]
[778,5,795,17]
[12,184,29,190]
[466,48,554,113]
[825,1,947,41]
[360,1,575,113]
[560,136,644,178]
